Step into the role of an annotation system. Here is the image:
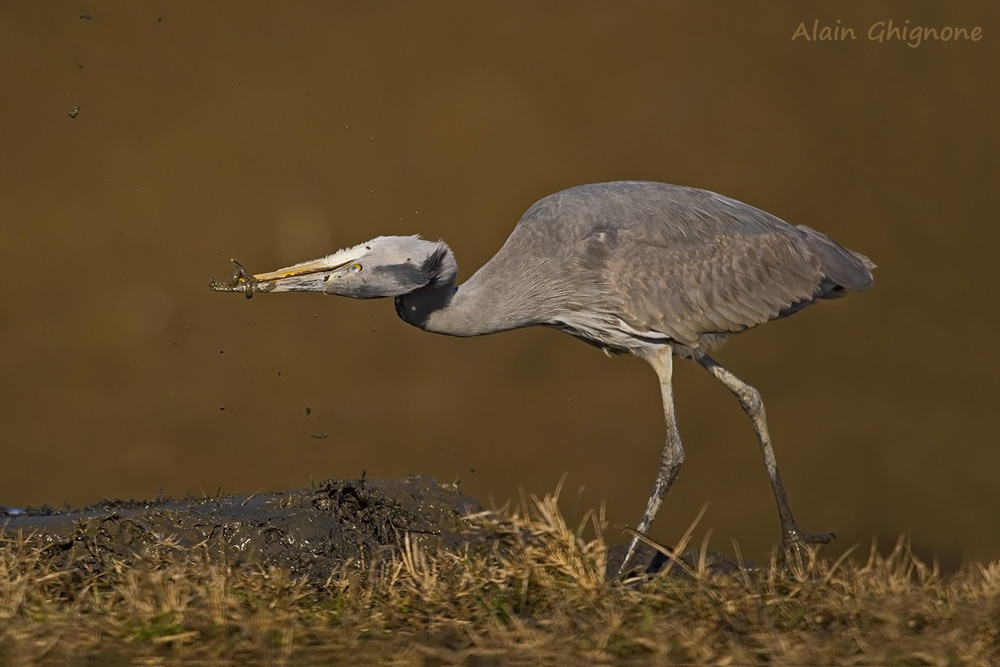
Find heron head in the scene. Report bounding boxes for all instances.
[211,235,456,300]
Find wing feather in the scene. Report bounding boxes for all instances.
[587,184,873,348]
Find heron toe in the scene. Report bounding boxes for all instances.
[802,530,836,545]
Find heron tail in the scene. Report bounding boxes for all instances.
[796,225,875,293]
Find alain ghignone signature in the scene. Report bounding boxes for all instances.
[792,19,983,47]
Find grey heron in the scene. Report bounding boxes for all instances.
[210,181,874,574]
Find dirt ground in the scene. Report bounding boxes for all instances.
[2,476,746,585]
[1,476,486,583]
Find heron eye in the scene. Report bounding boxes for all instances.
[348,263,362,273]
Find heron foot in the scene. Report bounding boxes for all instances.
[779,529,836,570]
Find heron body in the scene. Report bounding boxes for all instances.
[211,181,874,574]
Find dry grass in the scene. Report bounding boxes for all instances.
[2,490,999,665]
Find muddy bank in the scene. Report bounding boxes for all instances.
[2,476,746,581]
[1,476,482,582]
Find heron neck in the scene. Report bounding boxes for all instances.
[397,262,544,337]
[395,279,496,337]
[395,241,553,336]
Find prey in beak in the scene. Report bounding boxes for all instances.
[209,255,357,299]
[209,259,258,299]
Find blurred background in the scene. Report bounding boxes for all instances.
[2,2,997,570]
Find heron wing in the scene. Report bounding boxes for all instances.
[483,182,872,349]
[592,185,873,348]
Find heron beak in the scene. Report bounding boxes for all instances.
[209,257,347,299]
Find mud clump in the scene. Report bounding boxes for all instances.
[1,476,482,582]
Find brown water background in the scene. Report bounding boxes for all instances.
[2,2,997,569]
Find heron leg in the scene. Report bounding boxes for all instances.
[618,347,685,577]
[692,351,834,551]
